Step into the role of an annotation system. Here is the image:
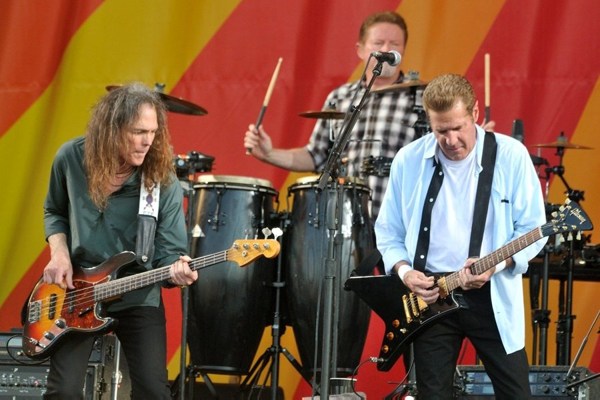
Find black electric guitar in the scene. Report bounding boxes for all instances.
[22,239,280,359]
[345,199,592,371]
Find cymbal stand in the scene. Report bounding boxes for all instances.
[530,217,560,365]
[316,55,383,397]
[410,86,429,140]
[240,217,312,399]
[543,145,585,365]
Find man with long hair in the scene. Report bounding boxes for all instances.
[41,83,197,399]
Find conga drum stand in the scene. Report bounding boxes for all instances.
[240,217,311,398]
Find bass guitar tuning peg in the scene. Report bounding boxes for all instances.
[272,227,283,241]
[262,227,272,238]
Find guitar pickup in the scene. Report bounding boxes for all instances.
[28,300,41,323]
[48,293,57,319]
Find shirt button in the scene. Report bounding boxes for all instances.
[420,255,425,259]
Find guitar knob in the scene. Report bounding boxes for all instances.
[44,331,55,340]
[386,332,395,341]
[392,319,400,328]
[381,345,389,354]
[55,319,66,329]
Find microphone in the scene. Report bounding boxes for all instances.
[371,50,401,66]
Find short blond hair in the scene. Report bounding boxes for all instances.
[422,74,476,114]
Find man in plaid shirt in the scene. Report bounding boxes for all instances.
[244,11,419,221]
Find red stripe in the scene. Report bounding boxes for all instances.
[465,0,599,165]
[0,0,103,135]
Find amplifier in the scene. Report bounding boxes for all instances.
[0,332,129,399]
[454,365,599,399]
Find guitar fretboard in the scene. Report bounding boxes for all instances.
[444,227,543,292]
[93,250,229,301]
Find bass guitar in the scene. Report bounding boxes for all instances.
[22,238,280,359]
[345,199,592,371]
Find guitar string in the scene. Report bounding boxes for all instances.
[31,249,232,317]
[443,227,548,292]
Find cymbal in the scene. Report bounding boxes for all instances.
[372,79,428,94]
[106,85,207,116]
[532,141,592,150]
[298,109,345,120]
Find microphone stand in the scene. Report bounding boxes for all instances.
[316,58,383,398]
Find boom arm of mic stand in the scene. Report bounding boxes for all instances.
[317,62,382,191]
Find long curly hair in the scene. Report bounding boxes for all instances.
[84,83,174,209]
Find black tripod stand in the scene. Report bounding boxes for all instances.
[240,215,312,399]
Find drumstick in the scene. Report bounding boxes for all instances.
[484,53,491,123]
[247,57,283,154]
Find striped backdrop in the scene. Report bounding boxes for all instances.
[1,1,599,398]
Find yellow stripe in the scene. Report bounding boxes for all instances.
[0,0,241,305]
[400,0,506,79]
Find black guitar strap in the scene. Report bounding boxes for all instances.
[468,132,497,257]
[413,159,444,272]
[413,132,497,272]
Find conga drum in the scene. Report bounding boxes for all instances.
[284,176,373,377]
[187,175,278,374]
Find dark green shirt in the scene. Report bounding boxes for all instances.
[44,137,187,311]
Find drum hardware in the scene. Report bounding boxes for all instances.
[240,221,313,398]
[410,76,429,139]
[412,104,429,139]
[105,84,208,115]
[529,132,593,366]
[361,156,392,178]
[174,151,214,179]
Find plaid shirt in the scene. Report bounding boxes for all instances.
[306,78,420,220]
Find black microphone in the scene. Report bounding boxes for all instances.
[511,119,524,143]
[371,50,401,66]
